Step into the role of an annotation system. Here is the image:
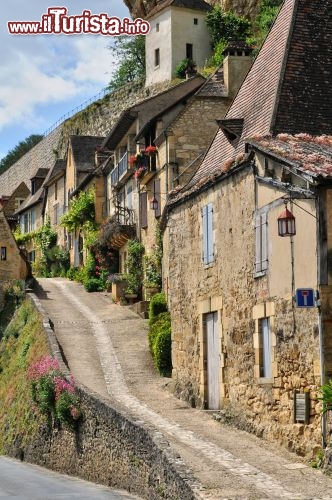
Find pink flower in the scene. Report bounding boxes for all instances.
[28,356,60,380]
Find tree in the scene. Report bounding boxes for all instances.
[107,35,146,91]
[206,6,252,49]
[0,134,43,175]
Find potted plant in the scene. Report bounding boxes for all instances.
[145,145,157,156]
[143,253,162,299]
[107,273,128,300]
[123,239,144,301]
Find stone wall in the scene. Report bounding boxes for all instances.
[7,294,200,500]
[164,166,322,458]
[0,79,178,199]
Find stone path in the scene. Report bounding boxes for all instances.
[35,278,332,499]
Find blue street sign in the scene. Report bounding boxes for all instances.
[295,288,315,308]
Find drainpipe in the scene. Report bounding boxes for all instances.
[316,193,327,448]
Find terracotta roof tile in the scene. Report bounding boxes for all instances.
[248,134,332,178]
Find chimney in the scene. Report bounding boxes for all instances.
[223,40,253,98]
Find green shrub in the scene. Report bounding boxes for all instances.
[66,267,79,281]
[175,58,196,79]
[149,312,171,354]
[83,277,104,292]
[318,380,332,414]
[149,292,168,326]
[153,323,172,377]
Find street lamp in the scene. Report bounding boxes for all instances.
[277,202,296,237]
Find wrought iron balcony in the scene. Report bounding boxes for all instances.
[110,151,134,187]
[100,206,136,249]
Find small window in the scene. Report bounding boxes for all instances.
[154,48,160,67]
[255,212,268,274]
[0,247,7,261]
[54,180,58,200]
[194,18,198,25]
[186,43,193,60]
[202,203,214,265]
[156,23,160,32]
[258,318,272,378]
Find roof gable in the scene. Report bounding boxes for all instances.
[177,0,332,198]
[69,136,104,172]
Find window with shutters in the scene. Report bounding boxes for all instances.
[202,203,214,265]
[140,192,148,229]
[255,212,268,275]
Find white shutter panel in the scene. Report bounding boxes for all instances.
[261,212,268,271]
[255,214,262,273]
[202,205,208,264]
[207,203,214,263]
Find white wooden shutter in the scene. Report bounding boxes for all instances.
[261,212,268,271]
[207,203,214,263]
[202,205,208,264]
[255,214,262,273]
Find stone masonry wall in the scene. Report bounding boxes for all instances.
[165,167,322,457]
[7,294,200,500]
[0,79,179,198]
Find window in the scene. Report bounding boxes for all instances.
[0,247,6,261]
[258,318,272,378]
[127,185,133,210]
[140,192,148,229]
[194,18,198,25]
[186,43,193,60]
[202,203,214,265]
[54,181,58,201]
[156,22,159,32]
[255,212,268,274]
[154,48,160,67]
[15,198,25,211]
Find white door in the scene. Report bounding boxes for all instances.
[206,312,220,410]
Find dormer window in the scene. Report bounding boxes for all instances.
[31,179,36,195]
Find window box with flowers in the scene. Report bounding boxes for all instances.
[144,145,157,156]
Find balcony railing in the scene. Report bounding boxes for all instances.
[100,206,136,249]
[110,151,133,187]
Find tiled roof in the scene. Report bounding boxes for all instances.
[14,186,44,214]
[70,136,104,172]
[103,76,205,150]
[147,0,211,18]
[174,0,332,202]
[31,168,49,179]
[44,159,66,187]
[195,66,227,98]
[247,134,332,179]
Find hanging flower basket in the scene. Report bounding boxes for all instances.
[134,166,147,180]
[128,155,137,168]
[145,145,157,156]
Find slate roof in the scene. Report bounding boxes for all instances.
[44,159,66,187]
[147,0,211,18]
[14,186,44,214]
[69,136,104,172]
[247,134,332,179]
[31,168,49,180]
[171,0,332,203]
[195,66,227,98]
[102,76,205,150]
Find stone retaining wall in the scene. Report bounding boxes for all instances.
[8,293,200,500]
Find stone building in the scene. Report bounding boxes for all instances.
[145,0,212,87]
[162,0,332,456]
[43,160,67,247]
[0,209,29,283]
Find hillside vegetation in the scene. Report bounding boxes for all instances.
[0,297,50,455]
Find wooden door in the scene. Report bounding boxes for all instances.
[206,312,220,410]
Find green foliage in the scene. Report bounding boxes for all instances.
[125,239,144,295]
[0,299,50,453]
[153,323,172,377]
[206,6,252,49]
[149,311,172,377]
[28,355,81,430]
[83,277,104,292]
[0,134,43,175]
[251,0,283,50]
[45,246,70,277]
[60,189,95,232]
[318,380,332,414]
[66,267,79,281]
[149,292,168,326]
[107,36,146,91]
[175,58,196,79]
